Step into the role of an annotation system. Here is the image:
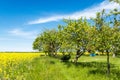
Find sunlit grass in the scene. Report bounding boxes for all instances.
[0,52,120,80]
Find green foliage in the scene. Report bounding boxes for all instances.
[108,8,120,56]
[33,29,61,56]
[33,37,42,51]
[109,0,120,4]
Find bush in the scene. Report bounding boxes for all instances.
[60,54,71,62]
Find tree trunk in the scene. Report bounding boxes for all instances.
[107,51,110,76]
[102,51,104,55]
[74,50,80,63]
[45,52,47,56]
[74,50,84,63]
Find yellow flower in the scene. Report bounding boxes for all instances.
[0,68,2,73]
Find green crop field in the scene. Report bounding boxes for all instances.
[0,53,120,80]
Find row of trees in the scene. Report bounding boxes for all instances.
[33,10,120,57]
[33,1,120,75]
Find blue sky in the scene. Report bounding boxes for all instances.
[0,0,120,51]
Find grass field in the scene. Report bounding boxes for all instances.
[0,53,120,80]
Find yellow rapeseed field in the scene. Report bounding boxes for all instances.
[0,53,41,80]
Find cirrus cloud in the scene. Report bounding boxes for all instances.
[28,0,120,25]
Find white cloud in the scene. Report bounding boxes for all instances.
[9,29,38,39]
[28,15,65,24]
[28,0,120,24]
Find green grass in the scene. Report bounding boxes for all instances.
[2,55,120,80]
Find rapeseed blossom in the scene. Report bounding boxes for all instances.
[0,53,41,79]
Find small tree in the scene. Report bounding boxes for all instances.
[59,18,91,63]
[92,10,114,76]
[98,25,113,76]
[33,29,61,56]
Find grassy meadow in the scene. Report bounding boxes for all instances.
[0,52,120,80]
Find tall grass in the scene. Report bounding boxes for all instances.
[0,53,120,80]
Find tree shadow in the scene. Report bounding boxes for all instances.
[89,68,120,79]
[49,60,56,64]
[62,61,120,78]
[63,61,116,68]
